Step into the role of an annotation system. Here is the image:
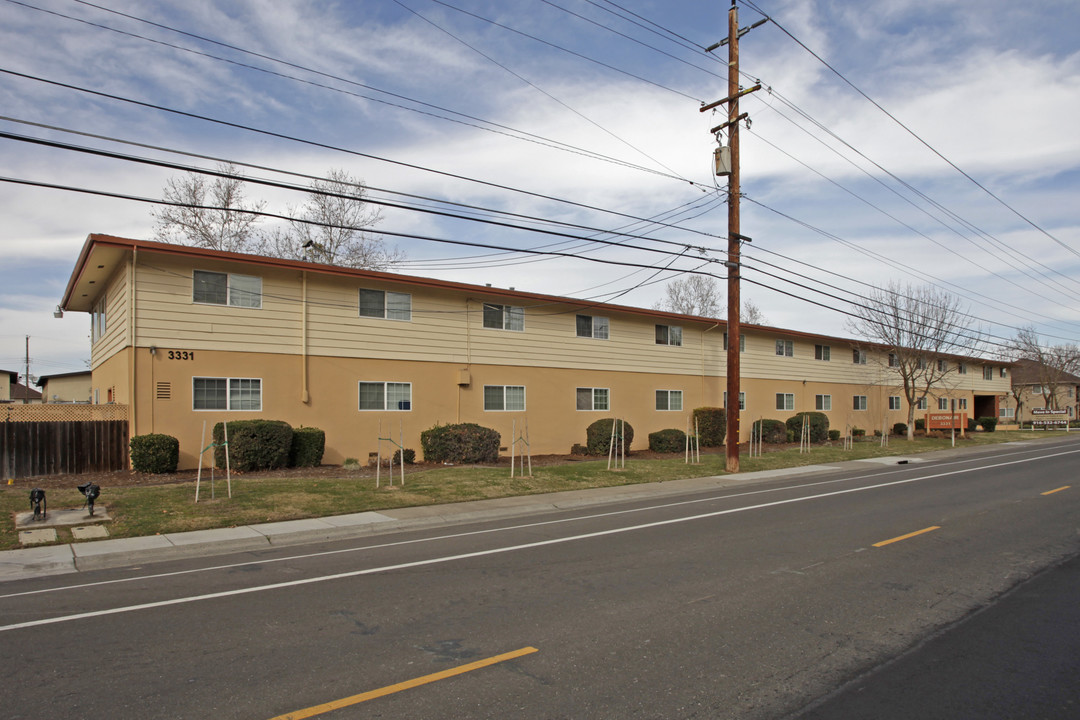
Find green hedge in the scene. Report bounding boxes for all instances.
[692,407,726,447]
[785,412,830,443]
[893,422,908,436]
[214,420,293,471]
[586,418,635,455]
[290,427,326,467]
[420,423,500,463]
[752,418,787,444]
[129,433,179,474]
[828,429,841,441]
[648,428,686,453]
[393,448,416,465]
[977,416,998,432]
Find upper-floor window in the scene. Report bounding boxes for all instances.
[576,315,609,340]
[655,325,683,346]
[483,303,524,331]
[193,377,261,411]
[1000,367,1008,378]
[723,332,746,352]
[983,366,994,381]
[957,362,967,374]
[888,353,899,368]
[91,296,107,344]
[776,392,794,411]
[359,381,412,411]
[484,385,526,411]
[1031,384,1043,395]
[852,349,867,365]
[193,270,261,308]
[656,389,683,411]
[937,359,948,372]
[577,387,610,411]
[775,339,793,357]
[814,344,831,361]
[359,289,411,321]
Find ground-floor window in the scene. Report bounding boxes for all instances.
[815,394,831,411]
[576,387,610,411]
[916,397,928,410]
[723,391,745,410]
[656,390,683,411]
[776,393,794,411]
[359,381,412,411]
[938,398,950,410]
[958,398,968,410]
[853,395,867,411]
[484,385,526,411]
[999,407,1015,418]
[193,377,262,411]
[889,396,901,410]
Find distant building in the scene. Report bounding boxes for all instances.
[60,234,1012,469]
[0,370,17,402]
[36,371,92,403]
[1000,357,1080,424]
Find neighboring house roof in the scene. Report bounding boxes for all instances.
[60,233,1013,365]
[10,381,42,401]
[34,370,92,387]
[1010,357,1080,386]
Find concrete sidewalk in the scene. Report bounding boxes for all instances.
[0,456,935,583]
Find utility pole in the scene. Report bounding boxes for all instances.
[24,335,30,405]
[702,2,764,473]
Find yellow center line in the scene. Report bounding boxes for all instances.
[1042,486,1071,495]
[873,526,941,547]
[267,646,539,720]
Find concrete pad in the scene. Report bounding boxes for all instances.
[18,529,57,546]
[855,457,924,465]
[0,544,76,581]
[71,525,110,540]
[15,507,111,529]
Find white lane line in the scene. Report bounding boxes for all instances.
[2,447,1077,633]
[1,441,1075,601]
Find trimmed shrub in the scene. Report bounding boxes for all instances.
[420,423,500,463]
[828,429,841,441]
[914,418,926,431]
[129,433,179,474]
[214,420,292,471]
[852,427,866,437]
[785,412,830,443]
[893,422,908,436]
[570,443,588,455]
[649,428,686,453]
[290,426,326,468]
[978,416,998,432]
[968,418,979,432]
[692,407,726,447]
[586,418,635,455]
[752,418,787,444]
[393,448,416,465]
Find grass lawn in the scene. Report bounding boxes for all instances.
[1,429,1068,551]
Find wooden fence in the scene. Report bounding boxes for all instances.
[1,404,129,479]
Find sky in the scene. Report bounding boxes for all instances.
[2,0,1079,382]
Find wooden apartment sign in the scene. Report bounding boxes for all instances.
[926,412,967,430]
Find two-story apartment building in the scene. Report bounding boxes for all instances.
[60,235,1011,469]
[999,357,1080,425]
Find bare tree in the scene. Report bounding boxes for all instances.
[152,163,265,253]
[260,169,397,270]
[1012,326,1080,410]
[846,282,980,440]
[655,276,767,323]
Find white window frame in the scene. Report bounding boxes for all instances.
[723,391,746,411]
[999,406,1015,419]
[775,339,794,357]
[852,349,867,365]
[358,381,412,411]
[91,296,107,344]
[655,325,683,347]
[957,363,967,374]
[484,385,526,411]
[193,377,262,411]
[888,353,899,368]
[815,394,832,411]
[723,333,745,352]
[358,289,412,321]
[916,397,928,410]
[983,366,994,381]
[656,389,683,411]
[814,344,831,361]
[958,398,968,410]
[776,392,794,411]
[937,359,948,372]
[938,397,949,410]
[483,303,524,332]
[576,387,610,411]
[193,270,262,308]
[1000,367,1008,378]
[576,315,610,340]
[853,395,867,411]
[889,396,901,411]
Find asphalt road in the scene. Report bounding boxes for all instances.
[2,437,1078,719]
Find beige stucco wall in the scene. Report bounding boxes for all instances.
[41,374,92,403]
